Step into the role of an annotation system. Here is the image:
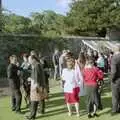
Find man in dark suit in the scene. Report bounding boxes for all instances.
[7,55,22,113]
[111,44,120,114]
[39,52,50,114]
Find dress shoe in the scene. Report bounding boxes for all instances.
[88,114,93,118]
[93,113,99,117]
[98,106,103,110]
[117,109,120,113]
[12,108,16,111]
[15,110,23,114]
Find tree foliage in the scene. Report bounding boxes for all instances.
[67,0,120,36]
[30,10,65,36]
[1,1,120,36]
[3,13,31,33]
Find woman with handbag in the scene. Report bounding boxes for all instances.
[26,55,48,120]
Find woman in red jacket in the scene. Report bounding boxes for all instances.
[83,57,103,118]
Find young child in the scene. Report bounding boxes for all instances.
[83,57,103,118]
[61,58,80,117]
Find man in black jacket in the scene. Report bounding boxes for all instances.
[111,44,120,114]
[39,52,50,114]
[7,55,22,113]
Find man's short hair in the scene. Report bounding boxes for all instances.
[31,55,39,62]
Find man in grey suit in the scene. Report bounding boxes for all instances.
[111,44,120,115]
[7,55,22,113]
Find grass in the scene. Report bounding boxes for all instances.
[0,82,120,120]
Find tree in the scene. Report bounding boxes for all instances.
[1,10,66,36]
[30,10,65,36]
[67,0,120,36]
[3,13,31,33]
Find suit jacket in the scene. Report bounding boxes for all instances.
[31,62,48,100]
[40,57,49,79]
[31,62,46,88]
[21,61,31,80]
[111,53,120,83]
[52,53,59,66]
[7,64,20,89]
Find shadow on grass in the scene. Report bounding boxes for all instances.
[102,96,112,108]
[46,98,65,108]
[99,109,111,116]
[20,92,65,115]
[21,109,30,114]
[46,91,112,115]
[102,83,111,94]
[76,89,112,115]
[49,92,63,99]
[98,95,112,116]
[36,108,67,119]
[21,107,28,111]
[22,82,113,118]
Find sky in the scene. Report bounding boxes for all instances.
[3,0,71,17]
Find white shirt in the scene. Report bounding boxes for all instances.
[62,68,76,93]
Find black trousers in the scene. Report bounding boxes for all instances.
[39,100,45,113]
[112,83,120,112]
[23,80,31,106]
[97,87,103,109]
[30,101,39,119]
[30,100,45,118]
[54,65,60,80]
[45,73,49,93]
[11,88,22,111]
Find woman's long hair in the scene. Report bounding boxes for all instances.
[31,55,40,63]
[78,52,86,64]
[78,52,86,70]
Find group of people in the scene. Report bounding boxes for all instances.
[52,45,120,118]
[7,44,120,119]
[7,50,49,120]
[53,48,114,81]
[55,50,104,118]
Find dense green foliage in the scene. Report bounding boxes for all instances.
[1,0,120,36]
[67,0,120,36]
[2,10,66,37]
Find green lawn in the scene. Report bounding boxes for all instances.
[0,83,120,120]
